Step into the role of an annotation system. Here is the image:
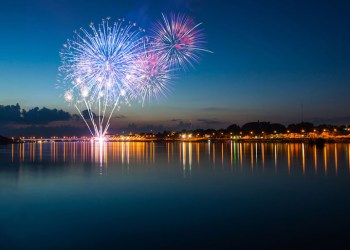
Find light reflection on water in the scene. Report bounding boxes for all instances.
[2,141,350,249]
[5,141,350,177]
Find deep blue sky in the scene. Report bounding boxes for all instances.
[1,0,350,130]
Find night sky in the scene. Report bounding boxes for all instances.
[1,0,350,135]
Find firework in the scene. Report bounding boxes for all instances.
[59,17,143,139]
[150,13,211,70]
[58,15,211,139]
[133,40,173,105]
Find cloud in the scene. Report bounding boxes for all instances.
[78,112,125,120]
[0,104,21,122]
[120,123,165,133]
[114,115,127,119]
[198,107,232,112]
[175,121,191,130]
[81,110,96,119]
[197,118,223,125]
[0,104,72,124]
[310,116,350,125]
[22,107,71,124]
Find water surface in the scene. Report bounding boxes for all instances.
[1,142,350,249]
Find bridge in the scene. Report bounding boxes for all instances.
[19,138,92,143]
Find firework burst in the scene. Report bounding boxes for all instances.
[58,15,211,139]
[132,40,173,105]
[59,17,144,138]
[150,13,211,70]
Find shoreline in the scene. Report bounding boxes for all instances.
[7,137,350,144]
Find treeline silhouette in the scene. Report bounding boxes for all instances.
[156,121,348,138]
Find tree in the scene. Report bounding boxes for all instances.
[226,124,240,134]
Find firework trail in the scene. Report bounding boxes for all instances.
[149,13,212,70]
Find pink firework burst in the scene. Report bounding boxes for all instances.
[150,13,211,70]
[134,42,173,105]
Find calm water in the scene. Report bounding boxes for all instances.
[1,141,350,249]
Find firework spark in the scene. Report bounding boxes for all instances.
[150,13,211,70]
[58,15,211,139]
[59,17,144,138]
[133,41,173,105]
